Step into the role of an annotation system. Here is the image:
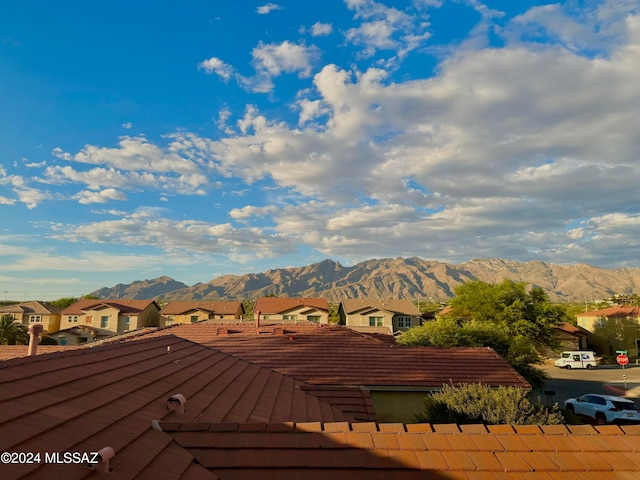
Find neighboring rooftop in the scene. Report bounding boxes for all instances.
[61,299,159,315]
[254,297,329,314]
[341,298,421,316]
[160,301,243,316]
[153,323,530,389]
[577,305,640,317]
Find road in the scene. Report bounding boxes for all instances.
[534,361,640,407]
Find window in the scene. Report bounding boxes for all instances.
[594,317,606,328]
[29,315,41,323]
[397,316,411,328]
[100,316,109,328]
[369,316,383,327]
[283,315,298,321]
[190,315,199,323]
[69,315,78,323]
[166,315,174,326]
[124,316,130,325]
[307,315,321,323]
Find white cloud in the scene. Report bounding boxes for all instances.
[49,209,296,260]
[0,195,16,206]
[251,41,319,78]
[198,57,235,81]
[310,22,333,37]
[256,3,282,15]
[229,204,279,220]
[344,0,430,59]
[122,122,133,129]
[74,188,127,204]
[199,41,320,93]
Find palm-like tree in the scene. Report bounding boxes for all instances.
[0,315,29,345]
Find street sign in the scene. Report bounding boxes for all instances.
[617,354,629,366]
[616,350,628,355]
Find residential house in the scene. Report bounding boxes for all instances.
[553,322,591,353]
[254,297,329,324]
[339,298,421,332]
[576,305,640,358]
[60,299,161,334]
[153,322,529,423]
[48,325,114,345]
[1,332,639,479]
[160,301,245,326]
[0,301,61,334]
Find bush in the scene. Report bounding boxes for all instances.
[415,383,565,425]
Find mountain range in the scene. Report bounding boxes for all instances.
[89,257,640,303]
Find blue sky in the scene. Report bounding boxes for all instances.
[1,0,640,300]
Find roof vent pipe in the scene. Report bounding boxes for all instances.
[27,324,43,356]
[90,447,115,473]
[167,394,186,415]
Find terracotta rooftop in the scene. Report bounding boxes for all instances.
[0,335,348,479]
[154,323,530,388]
[0,301,61,315]
[255,297,329,314]
[152,421,640,479]
[578,305,640,317]
[2,330,640,478]
[341,298,421,316]
[556,322,590,336]
[160,301,243,316]
[61,298,159,315]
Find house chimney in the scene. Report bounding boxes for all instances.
[256,310,261,328]
[28,324,43,356]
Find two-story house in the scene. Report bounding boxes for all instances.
[254,297,329,324]
[60,299,161,334]
[0,301,62,334]
[339,298,421,332]
[160,301,245,325]
[576,305,640,358]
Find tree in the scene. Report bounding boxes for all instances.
[398,280,571,390]
[415,383,564,425]
[0,315,29,345]
[49,297,78,309]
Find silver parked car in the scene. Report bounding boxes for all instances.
[565,394,640,425]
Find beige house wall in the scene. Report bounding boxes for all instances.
[61,305,159,333]
[260,305,329,324]
[164,309,242,326]
[9,313,61,334]
[370,391,433,423]
[576,314,640,358]
[344,309,419,331]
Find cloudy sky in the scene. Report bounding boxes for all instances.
[1,0,639,299]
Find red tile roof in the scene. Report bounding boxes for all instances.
[154,323,530,388]
[2,330,640,479]
[254,297,328,314]
[578,305,640,317]
[60,298,159,315]
[0,301,61,315]
[160,301,244,316]
[0,335,346,479]
[341,298,420,316]
[156,421,640,479]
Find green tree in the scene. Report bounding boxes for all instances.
[415,383,564,425]
[0,315,29,345]
[398,280,570,389]
[49,297,78,309]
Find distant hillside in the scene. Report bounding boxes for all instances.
[88,257,640,303]
[90,276,189,300]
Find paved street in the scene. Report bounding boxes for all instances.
[534,361,640,408]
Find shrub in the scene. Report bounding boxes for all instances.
[415,383,565,425]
